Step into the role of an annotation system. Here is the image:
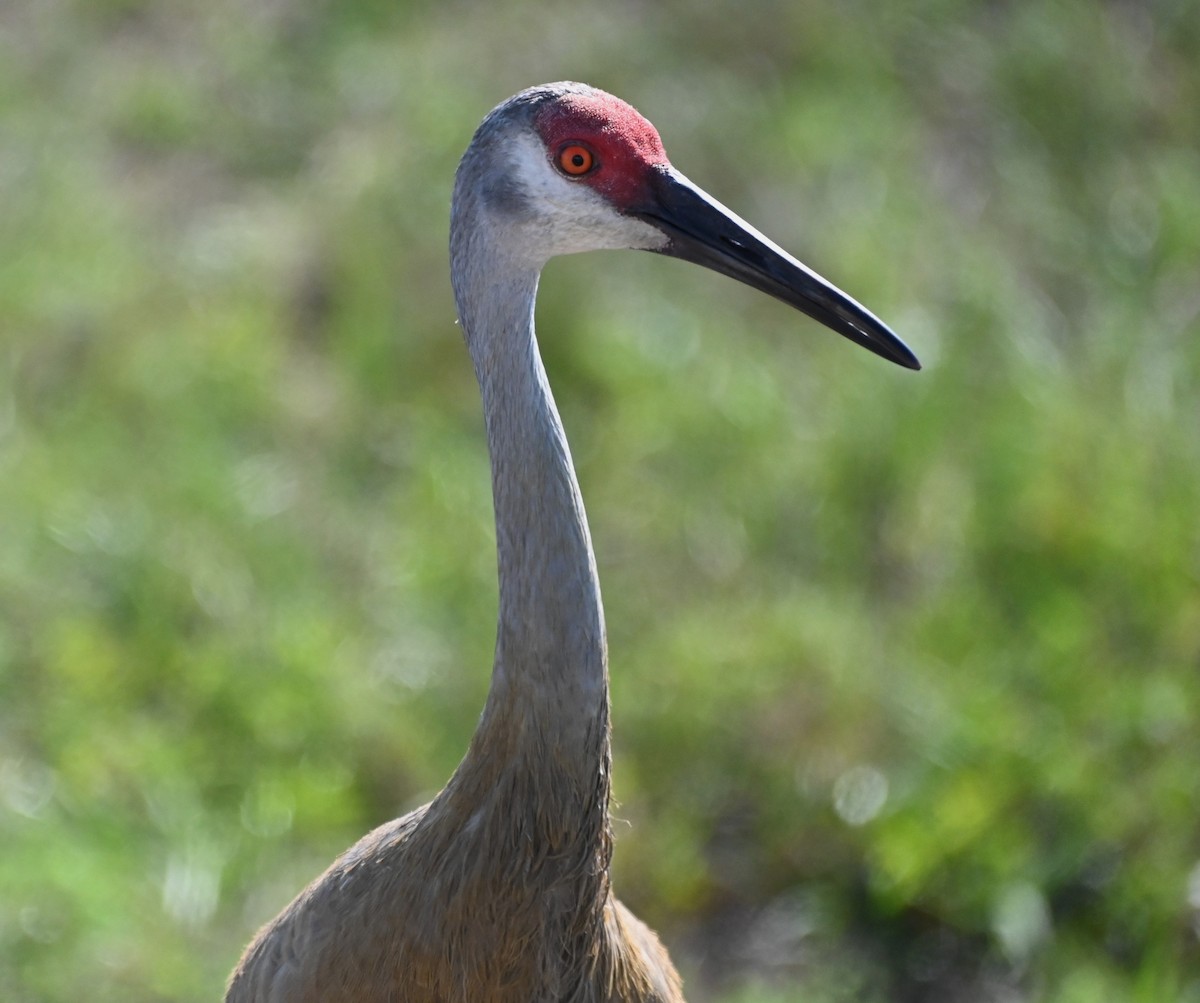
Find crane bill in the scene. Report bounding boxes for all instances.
[629,166,920,371]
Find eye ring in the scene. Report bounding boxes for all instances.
[557,144,596,177]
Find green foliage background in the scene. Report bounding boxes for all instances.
[3,0,1199,999]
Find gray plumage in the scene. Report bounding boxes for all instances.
[226,81,917,1003]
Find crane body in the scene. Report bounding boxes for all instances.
[226,82,917,1003]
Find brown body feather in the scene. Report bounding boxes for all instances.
[227,679,683,1002]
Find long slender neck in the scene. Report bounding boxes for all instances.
[449,224,610,799]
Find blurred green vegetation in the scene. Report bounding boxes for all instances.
[2,0,1199,1000]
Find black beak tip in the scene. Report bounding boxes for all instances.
[891,341,922,371]
[838,317,921,371]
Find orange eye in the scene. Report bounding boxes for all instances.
[557,144,595,176]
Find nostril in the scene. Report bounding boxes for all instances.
[721,234,764,267]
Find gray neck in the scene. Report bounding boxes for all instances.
[452,226,609,787]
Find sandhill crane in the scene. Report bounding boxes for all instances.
[225,81,918,1003]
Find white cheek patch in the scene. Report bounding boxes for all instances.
[507,133,668,257]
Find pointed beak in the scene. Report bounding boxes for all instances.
[629,166,920,370]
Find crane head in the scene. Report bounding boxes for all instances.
[456,83,919,370]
